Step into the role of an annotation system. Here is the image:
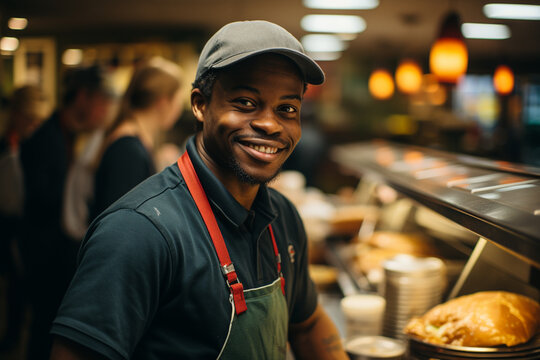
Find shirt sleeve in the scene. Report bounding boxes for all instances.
[51,209,173,360]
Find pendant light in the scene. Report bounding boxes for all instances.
[395,59,423,95]
[429,11,468,84]
[493,65,514,96]
[369,69,394,100]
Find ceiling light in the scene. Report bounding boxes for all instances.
[461,23,511,39]
[395,59,423,95]
[8,17,28,30]
[303,0,379,10]
[429,11,468,84]
[493,65,514,95]
[0,37,20,52]
[62,49,83,66]
[369,69,395,100]
[301,34,347,53]
[484,3,540,20]
[301,15,366,34]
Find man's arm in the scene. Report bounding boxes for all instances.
[50,336,106,360]
[289,303,349,360]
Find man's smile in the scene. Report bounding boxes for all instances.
[236,138,288,162]
[245,143,278,154]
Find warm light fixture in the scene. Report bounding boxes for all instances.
[429,11,468,84]
[303,0,379,10]
[8,17,28,30]
[0,37,20,52]
[62,49,83,66]
[484,3,540,20]
[301,34,347,53]
[493,65,514,95]
[301,14,366,34]
[461,23,511,39]
[395,59,423,95]
[369,69,395,100]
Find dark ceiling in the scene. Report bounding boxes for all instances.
[2,0,540,73]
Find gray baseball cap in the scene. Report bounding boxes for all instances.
[195,20,325,85]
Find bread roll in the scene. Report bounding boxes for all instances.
[404,291,540,347]
[353,231,439,275]
[309,264,338,290]
[366,231,437,257]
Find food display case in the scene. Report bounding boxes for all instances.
[324,141,540,358]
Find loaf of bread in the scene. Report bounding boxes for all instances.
[404,291,540,347]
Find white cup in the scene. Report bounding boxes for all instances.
[341,294,386,339]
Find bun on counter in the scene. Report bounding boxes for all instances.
[309,264,338,290]
[353,231,439,276]
[404,291,540,347]
[365,231,438,257]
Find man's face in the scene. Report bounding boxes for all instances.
[73,90,113,132]
[196,54,304,185]
[87,92,114,131]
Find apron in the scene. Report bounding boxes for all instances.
[177,152,289,359]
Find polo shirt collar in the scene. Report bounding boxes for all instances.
[185,136,277,229]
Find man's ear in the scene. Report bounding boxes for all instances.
[191,89,207,126]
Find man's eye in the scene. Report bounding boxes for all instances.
[236,99,255,107]
[279,105,297,114]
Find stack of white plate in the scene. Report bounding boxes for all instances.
[381,255,445,340]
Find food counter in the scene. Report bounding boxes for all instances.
[331,141,540,268]
[310,141,540,359]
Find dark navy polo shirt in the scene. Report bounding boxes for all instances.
[51,136,318,360]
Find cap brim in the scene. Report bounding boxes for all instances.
[212,48,325,85]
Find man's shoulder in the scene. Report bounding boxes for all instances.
[86,165,200,255]
[92,164,198,237]
[103,165,183,214]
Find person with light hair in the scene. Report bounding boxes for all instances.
[91,57,184,220]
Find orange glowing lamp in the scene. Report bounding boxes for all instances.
[369,69,395,100]
[493,65,514,95]
[395,59,423,94]
[429,12,468,84]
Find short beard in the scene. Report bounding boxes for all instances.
[227,157,281,185]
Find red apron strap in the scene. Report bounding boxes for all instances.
[268,225,286,296]
[177,152,247,315]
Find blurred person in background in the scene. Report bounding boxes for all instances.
[19,65,114,360]
[0,85,47,351]
[90,56,184,221]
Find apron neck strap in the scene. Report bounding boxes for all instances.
[177,151,286,314]
[177,151,247,315]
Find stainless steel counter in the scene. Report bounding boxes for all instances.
[331,141,540,268]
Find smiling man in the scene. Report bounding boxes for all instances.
[50,21,348,360]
